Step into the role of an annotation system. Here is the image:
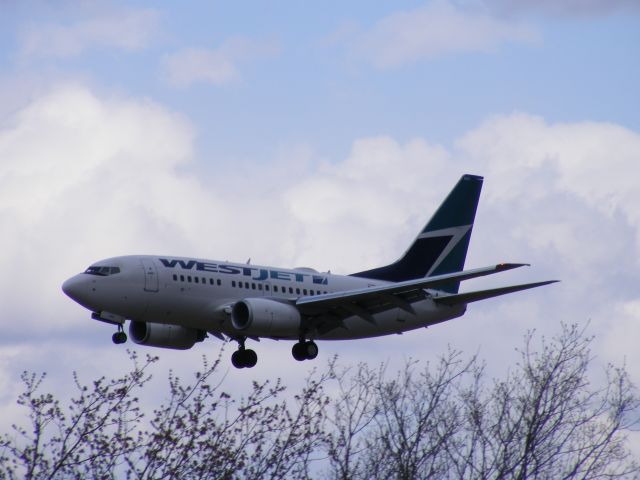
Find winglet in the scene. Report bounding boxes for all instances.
[496,263,530,271]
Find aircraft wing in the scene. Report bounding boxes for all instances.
[296,263,527,315]
[294,265,558,334]
[294,263,553,334]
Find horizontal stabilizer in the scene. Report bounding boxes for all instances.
[434,280,559,306]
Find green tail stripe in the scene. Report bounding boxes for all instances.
[430,228,473,293]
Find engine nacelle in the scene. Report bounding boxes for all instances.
[231,298,301,337]
[129,321,205,350]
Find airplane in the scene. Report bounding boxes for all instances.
[62,174,557,369]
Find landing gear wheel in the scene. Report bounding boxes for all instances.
[292,341,318,361]
[112,331,127,344]
[292,342,307,361]
[304,341,318,360]
[244,349,258,368]
[231,348,258,369]
[232,350,245,368]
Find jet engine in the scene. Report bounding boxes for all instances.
[231,298,301,337]
[129,321,205,350]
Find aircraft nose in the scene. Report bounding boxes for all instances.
[62,275,89,304]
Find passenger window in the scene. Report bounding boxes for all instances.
[258,284,263,291]
[310,290,314,296]
[180,275,185,282]
[303,289,307,295]
[251,283,256,290]
[173,274,177,281]
[217,279,221,286]
[232,281,236,287]
[289,287,293,294]
[265,285,270,291]
[187,276,192,283]
[245,282,250,289]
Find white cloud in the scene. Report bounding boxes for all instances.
[162,37,279,87]
[20,7,161,58]
[0,84,218,333]
[457,113,640,255]
[483,0,640,17]
[284,136,454,272]
[450,113,640,381]
[604,300,640,369]
[350,0,537,68]
[2,84,640,413]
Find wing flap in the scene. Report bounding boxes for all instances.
[433,280,559,306]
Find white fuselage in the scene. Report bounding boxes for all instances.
[63,255,467,341]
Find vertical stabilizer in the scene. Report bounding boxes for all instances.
[351,174,483,292]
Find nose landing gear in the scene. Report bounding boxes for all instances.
[231,337,258,369]
[112,324,127,344]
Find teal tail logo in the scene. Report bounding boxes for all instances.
[351,174,483,293]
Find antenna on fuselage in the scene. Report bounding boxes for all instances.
[246,258,251,265]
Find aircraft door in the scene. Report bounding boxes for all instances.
[141,258,159,292]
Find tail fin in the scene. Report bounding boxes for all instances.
[351,174,483,292]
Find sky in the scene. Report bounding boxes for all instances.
[0,0,639,455]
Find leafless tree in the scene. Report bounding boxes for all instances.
[320,324,639,479]
[1,324,638,480]
[123,355,328,479]
[323,359,379,479]
[0,351,154,480]
[323,351,475,480]
[449,324,640,479]
[0,351,328,480]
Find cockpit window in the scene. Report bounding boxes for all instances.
[84,266,121,276]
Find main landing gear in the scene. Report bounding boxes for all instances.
[229,337,319,368]
[292,340,318,361]
[112,324,127,345]
[231,337,257,369]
